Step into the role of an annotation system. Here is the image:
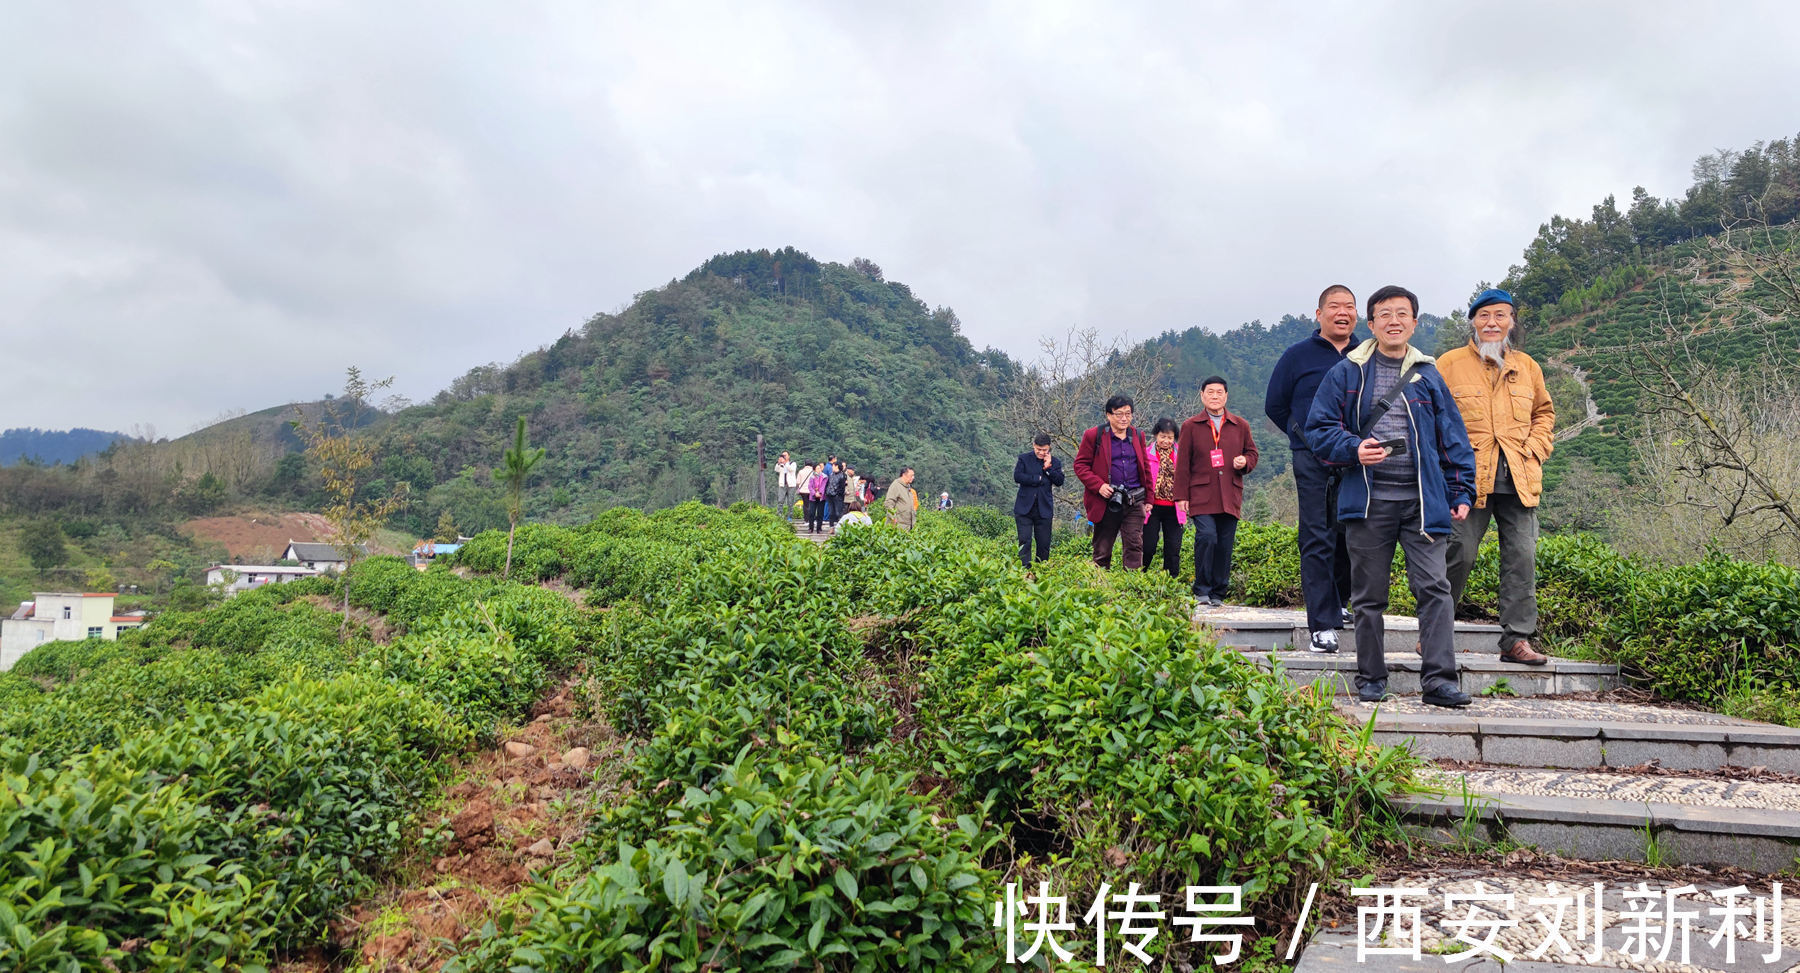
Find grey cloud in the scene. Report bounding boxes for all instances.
[3,0,1797,431]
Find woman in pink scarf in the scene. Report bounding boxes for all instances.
[1143,418,1187,577]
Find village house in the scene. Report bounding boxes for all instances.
[204,563,321,596]
[281,540,368,573]
[1,592,146,672]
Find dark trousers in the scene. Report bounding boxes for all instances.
[804,497,825,532]
[1015,514,1053,567]
[1190,512,1239,599]
[1141,504,1184,576]
[1446,492,1540,648]
[1345,498,1460,695]
[828,494,844,524]
[1292,448,1353,633]
[1091,500,1145,569]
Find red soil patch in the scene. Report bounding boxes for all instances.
[183,512,336,562]
[185,511,409,562]
[317,682,631,972]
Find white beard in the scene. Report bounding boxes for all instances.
[1476,338,1508,364]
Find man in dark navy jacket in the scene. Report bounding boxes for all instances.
[1265,284,1359,653]
[1012,434,1064,567]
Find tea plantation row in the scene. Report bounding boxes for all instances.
[443,504,1411,970]
[0,546,594,969]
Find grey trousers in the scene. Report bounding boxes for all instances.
[776,484,797,518]
[1344,498,1461,695]
[1446,492,1539,649]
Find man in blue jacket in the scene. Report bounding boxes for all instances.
[1012,434,1064,567]
[1265,284,1359,653]
[1305,284,1478,708]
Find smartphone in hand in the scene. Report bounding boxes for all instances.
[1376,437,1408,457]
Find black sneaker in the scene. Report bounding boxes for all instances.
[1340,607,1354,627]
[1308,630,1339,654]
[1358,682,1392,703]
[1422,687,1473,708]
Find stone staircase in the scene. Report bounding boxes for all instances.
[1201,605,1800,875]
[1200,604,1622,697]
[791,519,835,544]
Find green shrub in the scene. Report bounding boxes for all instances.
[922,580,1408,905]
[0,742,278,971]
[460,755,993,972]
[943,504,1013,542]
[1613,556,1800,705]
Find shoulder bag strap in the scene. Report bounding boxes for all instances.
[1357,363,1422,439]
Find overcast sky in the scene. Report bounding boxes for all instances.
[4,1,1796,434]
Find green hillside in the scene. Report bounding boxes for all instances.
[375,248,1023,533]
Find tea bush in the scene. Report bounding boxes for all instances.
[458,753,994,973]
[1612,556,1800,706]
[0,535,604,967]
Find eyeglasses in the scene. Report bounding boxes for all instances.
[1109,411,1134,419]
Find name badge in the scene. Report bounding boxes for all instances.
[1210,449,1225,469]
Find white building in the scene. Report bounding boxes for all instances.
[281,541,368,573]
[1,592,146,672]
[204,563,321,596]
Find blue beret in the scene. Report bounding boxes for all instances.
[1469,288,1515,317]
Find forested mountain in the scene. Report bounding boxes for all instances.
[0,428,132,467]
[4,132,1795,558]
[372,249,1024,532]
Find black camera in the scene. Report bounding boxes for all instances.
[1106,483,1145,507]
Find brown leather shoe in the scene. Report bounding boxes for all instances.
[1499,639,1549,666]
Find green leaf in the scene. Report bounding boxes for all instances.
[834,867,858,903]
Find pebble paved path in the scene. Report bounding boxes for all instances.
[1369,697,1758,726]
[1416,768,1800,813]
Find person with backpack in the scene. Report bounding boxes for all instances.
[1073,395,1153,569]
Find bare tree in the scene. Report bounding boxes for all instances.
[1621,214,1800,562]
[993,326,1174,510]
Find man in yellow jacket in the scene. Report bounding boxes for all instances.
[1439,289,1555,665]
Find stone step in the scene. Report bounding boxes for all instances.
[1238,648,1621,697]
[1200,604,1509,654]
[1345,696,1800,773]
[1397,767,1800,872]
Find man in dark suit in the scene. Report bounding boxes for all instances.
[1013,433,1064,567]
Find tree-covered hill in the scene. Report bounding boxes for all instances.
[0,428,133,467]
[375,248,1024,532]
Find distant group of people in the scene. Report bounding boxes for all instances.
[1012,377,1257,607]
[1014,282,1555,710]
[772,453,923,532]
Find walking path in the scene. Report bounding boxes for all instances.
[1201,604,1800,971]
[791,519,835,544]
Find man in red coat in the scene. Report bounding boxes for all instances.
[1073,395,1153,569]
[1174,377,1259,605]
